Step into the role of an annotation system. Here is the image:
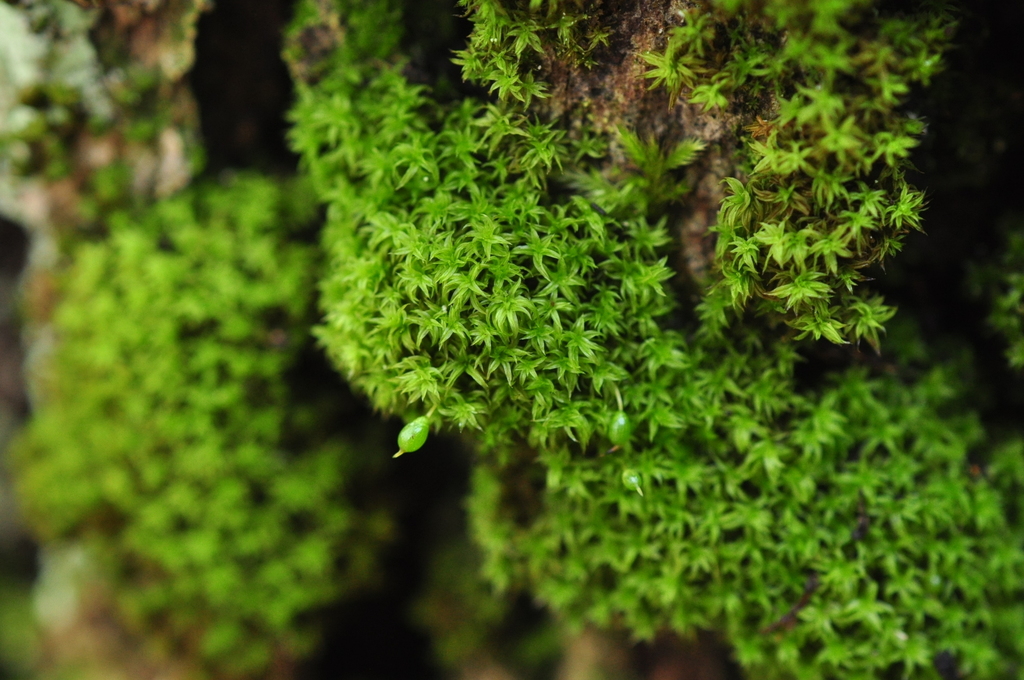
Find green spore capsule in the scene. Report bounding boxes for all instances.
[609,411,632,447]
[395,416,429,458]
[621,469,644,497]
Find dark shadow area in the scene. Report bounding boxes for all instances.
[190,0,299,172]
[0,215,38,680]
[795,0,1024,424]
[633,631,745,680]
[876,0,1024,425]
[0,215,28,426]
[400,0,483,100]
[298,425,465,680]
[284,338,449,680]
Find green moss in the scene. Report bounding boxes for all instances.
[639,2,955,347]
[454,0,610,105]
[471,363,1024,679]
[446,0,955,346]
[14,173,389,676]
[0,577,37,677]
[973,214,1024,369]
[287,0,1024,677]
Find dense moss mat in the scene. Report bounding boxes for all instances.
[287,0,1024,677]
[13,174,390,676]
[5,0,1024,677]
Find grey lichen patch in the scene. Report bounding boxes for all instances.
[0,0,210,246]
[0,3,48,136]
[94,0,210,82]
[0,0,109,225]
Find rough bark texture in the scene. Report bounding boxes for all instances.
[534,0,748,289]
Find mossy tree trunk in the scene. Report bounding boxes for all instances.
[4,0,1024,679]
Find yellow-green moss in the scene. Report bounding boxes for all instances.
[14,173,389,676]
[285,0,1024,677]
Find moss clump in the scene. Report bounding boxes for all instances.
[974,215,1024,370]
[14,173,388,676]
[300,83,696,447]
[641,1,954,347]
[289,0,708,449]
[287,0,1024,677]
[471,362,1024,679]
[453,0,611,105]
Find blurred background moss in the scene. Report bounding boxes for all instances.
[1,0,1024,679]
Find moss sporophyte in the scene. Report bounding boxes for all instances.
[395,414,432,457]
[620,469,644,497]
[608,411,632,449]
